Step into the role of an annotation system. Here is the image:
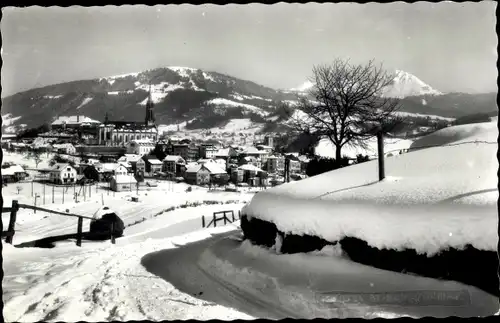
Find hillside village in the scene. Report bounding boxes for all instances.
[2,105,311,191]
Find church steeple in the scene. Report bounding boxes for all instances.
[145,83,156,127]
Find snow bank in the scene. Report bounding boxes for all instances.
[242,121,498,256]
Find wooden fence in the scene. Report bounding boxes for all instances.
[202,210,241,229]
[1,200,116,247]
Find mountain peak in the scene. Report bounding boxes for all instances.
[384,70,443,98]
[288,70,443,98]
[289,80,315,92]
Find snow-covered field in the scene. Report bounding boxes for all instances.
[2,151,56,169]
[243,120,498,256]
[2,179,253,245]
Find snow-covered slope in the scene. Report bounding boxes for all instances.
[242,120,498,256]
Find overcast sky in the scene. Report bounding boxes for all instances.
[1,2,497,97]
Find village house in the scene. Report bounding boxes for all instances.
[230,167,244,184]
[184,163,228,186]
[48,163,78,184]
[110,174,138,192]
[137,155,163,176]
[267,155,286,174]
[1,164,27,183]
[126,139,156,156]
[52,143,77,155]
[240,146,270,163]
[136,158,146,175]
[238,164,265,185]
[238,155,262,169]
[162,155,186,178]
[214,147,238,161]
[83,163,129,182]
[117,154,142,172]
[199,144,218,159]
[172,142,199,162]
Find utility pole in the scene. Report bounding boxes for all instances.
[377,131,385,181]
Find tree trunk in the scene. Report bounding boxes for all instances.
[335,147,342,168]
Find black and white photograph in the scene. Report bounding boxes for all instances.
[1,2,498,320]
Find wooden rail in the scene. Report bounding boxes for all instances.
[2,200,116,247]
[202,210,242,229]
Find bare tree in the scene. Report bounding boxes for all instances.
[25,149,43,168]
[285,59,404,164]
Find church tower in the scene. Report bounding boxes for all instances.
[145,84,156,127]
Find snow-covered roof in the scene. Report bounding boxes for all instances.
[242,147,268,155]
[118,154,142,163]
[203,163,228,175]
[96,163,122,172]
[163,155,185,162]
[238,164,263,173]
[147,159,163,165]
[118,161,131,168]
[297,155,311,163]
[2,165,25,176]
[185,163,227,175]
[50,163,75,171]
[185,164,202,173]
[242,121,498,256]
[197,158,215,164]
[112,174,138,184]
[215,148,230,157]
[52,115,101,126]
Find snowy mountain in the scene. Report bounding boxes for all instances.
[1,66,299,131]
[288,70,443,99]
[288,80,315,93]
[382,70,443,98]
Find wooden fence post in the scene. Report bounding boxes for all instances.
[377,131,385,181]
[224,213,227,225]
[213,214,217,227]
[238,210,241,220]
[202,216,205,228]
[232,212,235,222]
[5,200,19,244]
[52,185,55,203]
[110,222,116,244]
[76,217,83,247]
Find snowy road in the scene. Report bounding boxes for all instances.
[143,231,499,319]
